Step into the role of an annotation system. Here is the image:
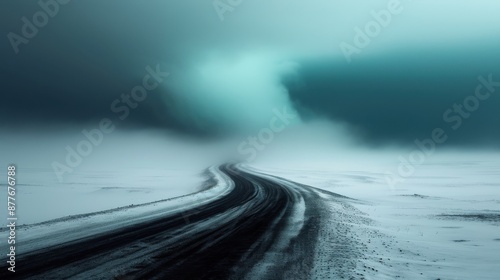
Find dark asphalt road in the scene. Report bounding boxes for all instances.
[1,164,320,280]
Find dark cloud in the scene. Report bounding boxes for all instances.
[2,0,500,147]
[0,0,217,134]
[286,46,500,147]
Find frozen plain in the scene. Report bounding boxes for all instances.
[1,149,499,279]
[251,155,500,279]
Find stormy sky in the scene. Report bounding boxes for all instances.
[2,0,500,148]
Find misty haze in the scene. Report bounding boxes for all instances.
[1,0,500,279]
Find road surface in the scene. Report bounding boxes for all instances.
[1,164,340,279]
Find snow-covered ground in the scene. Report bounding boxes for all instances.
[2,127,499,279]
[0,130,233,225]
[0,166,234,256]
[4,167,204,225]
[251,155,500,279]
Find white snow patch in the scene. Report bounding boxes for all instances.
[250,154,500,279]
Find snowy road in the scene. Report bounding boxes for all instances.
[0,164,332,279]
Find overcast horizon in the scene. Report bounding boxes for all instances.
[2,0,500,150]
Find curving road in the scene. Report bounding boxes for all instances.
[0,164,325,279]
